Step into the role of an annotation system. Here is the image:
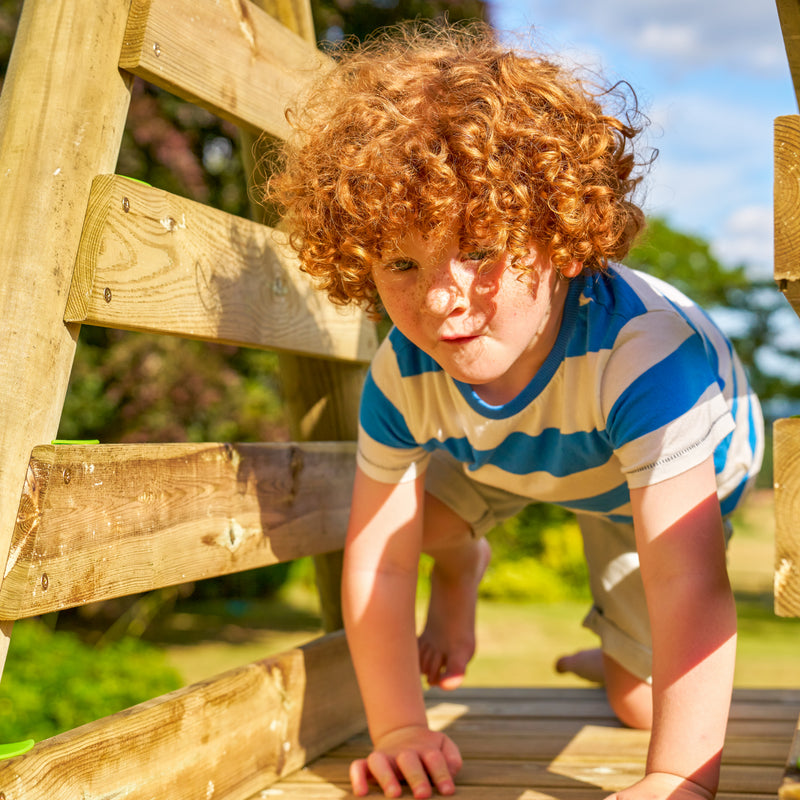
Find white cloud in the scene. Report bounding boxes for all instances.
[711,205,774,277]
[490,0,789,78]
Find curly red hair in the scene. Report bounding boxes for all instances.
[266,20,650,314]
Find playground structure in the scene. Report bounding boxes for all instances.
[0,0,797,797]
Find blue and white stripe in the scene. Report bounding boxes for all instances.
[357,264,764,523]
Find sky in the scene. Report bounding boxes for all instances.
[487,0,796,280]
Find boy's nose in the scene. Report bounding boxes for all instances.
[422,260,472,317]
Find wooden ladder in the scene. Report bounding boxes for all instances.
[0,0,375,796]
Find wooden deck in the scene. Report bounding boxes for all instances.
[260,686,800,799]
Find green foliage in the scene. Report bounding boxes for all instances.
[626,217,800,431]
[626,217,750,303]
[479,507,590,602]
[0,621,182,742]
[311,0,488,44]
[57,327,287,445]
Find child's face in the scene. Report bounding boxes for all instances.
[371,231,580,405]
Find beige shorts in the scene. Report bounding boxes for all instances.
[424,450,734,683]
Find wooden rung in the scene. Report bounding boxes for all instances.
[0,630,365,800]
[64,175,377,364]
[0,442,355,620]
[119,0,326,137]
[774,418,800,617]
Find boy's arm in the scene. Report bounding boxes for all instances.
[614,455,736,800]
[342,466,462,798]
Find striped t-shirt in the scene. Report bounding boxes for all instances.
[357,264,764,524]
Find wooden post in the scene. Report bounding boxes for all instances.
[0,0,134,674]
[244,0,371,633]
[777,0,800,111]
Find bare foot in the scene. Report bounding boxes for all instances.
[418,538,492,690]
[555,648,605,684]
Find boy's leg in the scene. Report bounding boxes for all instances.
[417,451,529,690]
[559,514,656,729]
[418,492,491,690]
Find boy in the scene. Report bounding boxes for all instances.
[268,21,763,800]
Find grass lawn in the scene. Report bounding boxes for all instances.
[163,489,800,689]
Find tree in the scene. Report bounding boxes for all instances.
[626,217,800,425]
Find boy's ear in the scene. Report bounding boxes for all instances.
[560,260,583,278]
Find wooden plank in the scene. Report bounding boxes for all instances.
[250,786,776,800]
[780,712,800,799]
[0,0,134,677]
[64,175,377,363]
[291,755,782,795]
[0,631,366,800]
[0,442,356,619]
[777,0,800,111]
[119,0,327,138]
[774,418,800,616]
[293,689,794,799]
[775,116,800,319]
[775,114,800,318]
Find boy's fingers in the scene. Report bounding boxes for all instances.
[420,749,456,796]
[366,751,403,798]
[440,735,463,775]
[395,749,433,798]
[349,759,371,796]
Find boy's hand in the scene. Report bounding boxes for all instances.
[350,725,462,798]
[604,772,714,800]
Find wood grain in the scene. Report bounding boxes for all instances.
[0,0,134,678]
[0,631,365,800]
[258,686,800,800]
[65,175,377,363]
[119,0,327,137]
[0,442,356,619]
[775,117,800,315]
[774,418,800,617]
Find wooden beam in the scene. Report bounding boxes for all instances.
[774,418,800,616]
[775,115,800,318]
[0,631,366,800]
[777,0,800,111]
[245,0,371,634]
[0,442,356,620]
[119,0,326,137]
[64,175,377,363]
[0,0,135,676]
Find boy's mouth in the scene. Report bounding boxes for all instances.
[440,334,481,345]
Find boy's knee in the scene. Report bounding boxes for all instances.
[603,653,653,730]
[422,493,473,552]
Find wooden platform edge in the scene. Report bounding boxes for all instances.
[0,442,356,620]
[779,712,800,799]
[65,174,378,364]
[0,630,365,800]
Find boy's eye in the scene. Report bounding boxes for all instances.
[387,258,417,273]
[463,249,491,262]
